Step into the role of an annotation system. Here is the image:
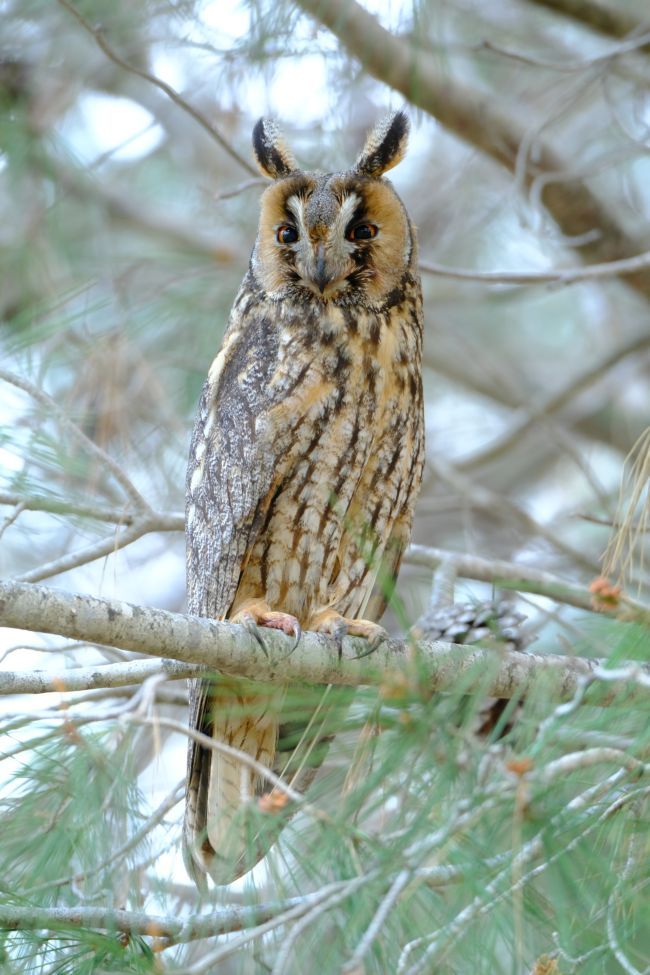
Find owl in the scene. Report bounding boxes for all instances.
[184,111,424,886]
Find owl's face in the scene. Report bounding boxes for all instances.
[250,113,416,308]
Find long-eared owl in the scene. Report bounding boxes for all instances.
[184,111,424,886]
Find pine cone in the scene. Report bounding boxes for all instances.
[412,600,530,738]
[412,600,529,652]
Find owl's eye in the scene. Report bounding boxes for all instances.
[276,225,299,244]
[347,223,378,242]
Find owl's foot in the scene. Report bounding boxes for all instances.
[232,600,302,654]
[308,609,388,659]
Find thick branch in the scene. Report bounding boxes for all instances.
[525,0,646,43]
[0,582,647,705]
[294,0,650,300]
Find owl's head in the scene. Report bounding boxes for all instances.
[250,112,417,307]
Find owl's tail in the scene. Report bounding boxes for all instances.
[183,676,281,888]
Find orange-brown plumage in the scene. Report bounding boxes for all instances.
[184,111,424,886]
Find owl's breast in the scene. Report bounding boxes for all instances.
[233,296,424,624]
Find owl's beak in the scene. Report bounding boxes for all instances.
[313,243,333,294]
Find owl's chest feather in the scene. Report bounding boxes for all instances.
[242,297,423,620]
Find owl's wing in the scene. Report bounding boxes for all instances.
[184,311,295,884]
[186,311,289,622]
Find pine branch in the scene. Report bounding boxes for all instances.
[0,898,307,945]
[0,581,647,704]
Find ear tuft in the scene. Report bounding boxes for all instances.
[252,118,297,180]
[355,110,409,178]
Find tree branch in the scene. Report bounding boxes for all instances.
[12,513,181,584]
[525,0,647,44]
[0,656,199,695]
[0,899,306,945]
[405,545,597,611]
[1,483,645,617]
[419,251,650,286]
[0,582,647,705]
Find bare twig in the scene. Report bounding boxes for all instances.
[428,457,601,574]
[0,501,24,540]
[174,876,373,973]
[0,491,183,530]
[0,492,142,525]
[605,831,647,975]
[269,874,378,975]
[0,656,196,695]
[343,869,411,974]
[419,250,650,286]
[12,511,180,584]
[50,155,238,260]
[123,714,331,819]
[13,521,149,584]
[406,543,648,615]
[461,31,650,71]
[56,0,258,176]
[215,177,268,201]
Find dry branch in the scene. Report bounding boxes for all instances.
[0,581,647,705]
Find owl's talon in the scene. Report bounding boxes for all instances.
[330,620,348,661]
[233,605,301,657]
[286,621,302,655]
[240,613,270,657]
[309,611,388,660]
[354,629,389,658]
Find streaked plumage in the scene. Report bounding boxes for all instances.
[184,111,424,885]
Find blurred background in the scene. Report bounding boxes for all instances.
[0,1,648,972]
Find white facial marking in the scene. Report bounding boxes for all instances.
[335,193,362,241]
[285,193,308,241]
